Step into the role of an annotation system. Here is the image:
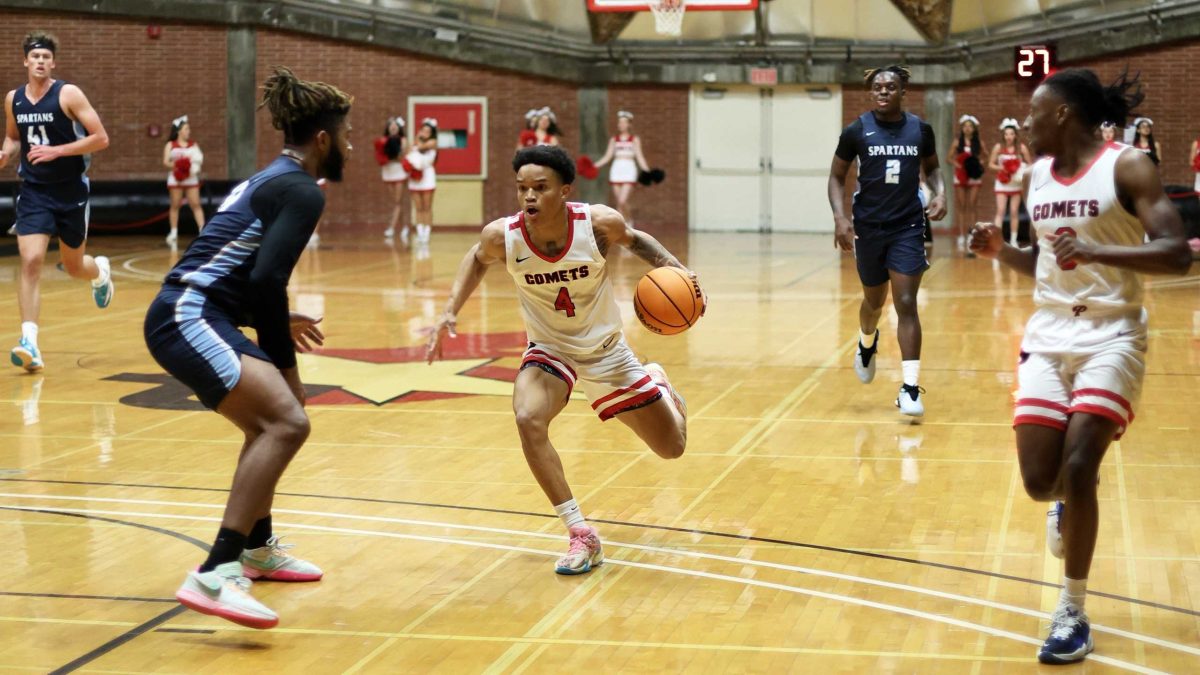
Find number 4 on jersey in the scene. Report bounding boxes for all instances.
[554,287,576,317]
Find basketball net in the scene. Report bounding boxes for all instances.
[649,0,686,36]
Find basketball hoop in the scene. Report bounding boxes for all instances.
[649,0,687,36]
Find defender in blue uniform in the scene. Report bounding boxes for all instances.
[145,67,352,629]
[827,65,947,416]
[0,32,113,372]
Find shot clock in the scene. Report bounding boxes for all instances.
[1015,44,1057,81]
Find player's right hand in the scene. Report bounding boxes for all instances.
[968,223,1002,259]
[425,312,457,364]
[834,216,856,252]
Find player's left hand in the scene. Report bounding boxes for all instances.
[1045,231,1095,269]
[27,144,63,165]
[925,194,948,221]
[289,313,325,352]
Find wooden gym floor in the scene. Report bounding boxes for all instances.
[1,230,1198,673]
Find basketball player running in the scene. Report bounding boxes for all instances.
[0,32,113,373]
[970,68,1190,664]
[144,67,352,628]
[426,145,695,575]
[827,65,947,416]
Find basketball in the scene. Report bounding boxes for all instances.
[634,267,703,335]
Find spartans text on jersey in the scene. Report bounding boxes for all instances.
[15,112,55,124]
[867,145,919,157]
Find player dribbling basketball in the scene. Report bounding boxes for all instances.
[971,68,1190,664]
[426,145,699,575]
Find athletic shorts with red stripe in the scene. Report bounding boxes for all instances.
[520,336,662,421]
[1013,310,1146,439]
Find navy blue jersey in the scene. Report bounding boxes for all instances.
[12,80,87,184]
[164,156,323,368]
[836,112,935,225]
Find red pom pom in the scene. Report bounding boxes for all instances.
[576,155,598,180]
[374,137,389,166]
[955,166,968,185]
[519,130,538,147]
[1192,150,1200,172]
[401,157,423,180]
[997,170,1012,184]
[173,157,191,182]
[1002,158,1021,174]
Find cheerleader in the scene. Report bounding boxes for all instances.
[407,118,438,242]
[1191,134,1200,196]
[376,116,409,243]
[989,118,1033,245]
[1100,121,1117,143]
[163,115,205,245]
[1132,117,1161,166]
[947,114,988,255]
[532,107,561,146]
[516,108,539,150]
[592,110,650,225]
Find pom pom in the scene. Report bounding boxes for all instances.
[173,157,191,182]
[648,168,665,184]
[575,155,598,180]
[1192,150,1200,173]
[374,137,389,166]
[1002,158,1021,174]
[401,157,423,180]
[637,170,653,186]
[519,129,538,148]
[997,170,1012,185]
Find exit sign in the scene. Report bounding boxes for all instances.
[749,67,777,85]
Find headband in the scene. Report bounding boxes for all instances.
[172,115,188,129]
[1133,117,1153,127]
[422,117,438,129]
[998,117,1020,131]
[524,108,538,120]
[24,40,54,55]
[958,114,979,126]
[537,106,556,123]
[388,115,405,128]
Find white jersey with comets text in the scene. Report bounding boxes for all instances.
[1026,143,1146,315]
[504,202,623,354]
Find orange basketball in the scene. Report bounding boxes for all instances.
[634,267,703,335]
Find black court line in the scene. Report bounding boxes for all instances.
[4,476,1197,618]
[0,506,207,673]
[48,606,189,675]
[154,627,217,634]
[0,590,175,603]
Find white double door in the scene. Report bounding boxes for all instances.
[688,85,842,232]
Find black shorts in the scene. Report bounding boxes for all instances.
[15,179,90,249]
[144,285,271,410]
[853,219,930,287]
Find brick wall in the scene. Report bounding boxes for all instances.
[0,11,227,182]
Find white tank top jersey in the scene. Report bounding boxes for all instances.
[504,202,623,354]
[1026,143,1146,314]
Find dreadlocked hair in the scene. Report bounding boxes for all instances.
[1043,67,1144,130]
[258,66,353,145]
[864,65,911,88]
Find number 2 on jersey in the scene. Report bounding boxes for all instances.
[885,159,900,184]
[554,287,576,317]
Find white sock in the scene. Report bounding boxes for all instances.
[860,330,877,348]
[21,322,38,346]
[1061,576,1087,610]
[901,360,920,387]
[553,498,586,530]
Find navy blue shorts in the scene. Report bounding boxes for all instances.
[144,285,271,410]
[853,219,930,287]
[15,179,90,249]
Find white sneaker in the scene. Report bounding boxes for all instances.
[1046,501,1064,559]
[241,535,324,582]
[91,256,113,309]
[399,226,410,247]
[895,384,925,416]
[854,331,879,384]
[555,525,603,575]
[175,561,278,629]
[383,226,395,240]
[956,235,965,250]
[306,233,320,249]
[165,231,178,246]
